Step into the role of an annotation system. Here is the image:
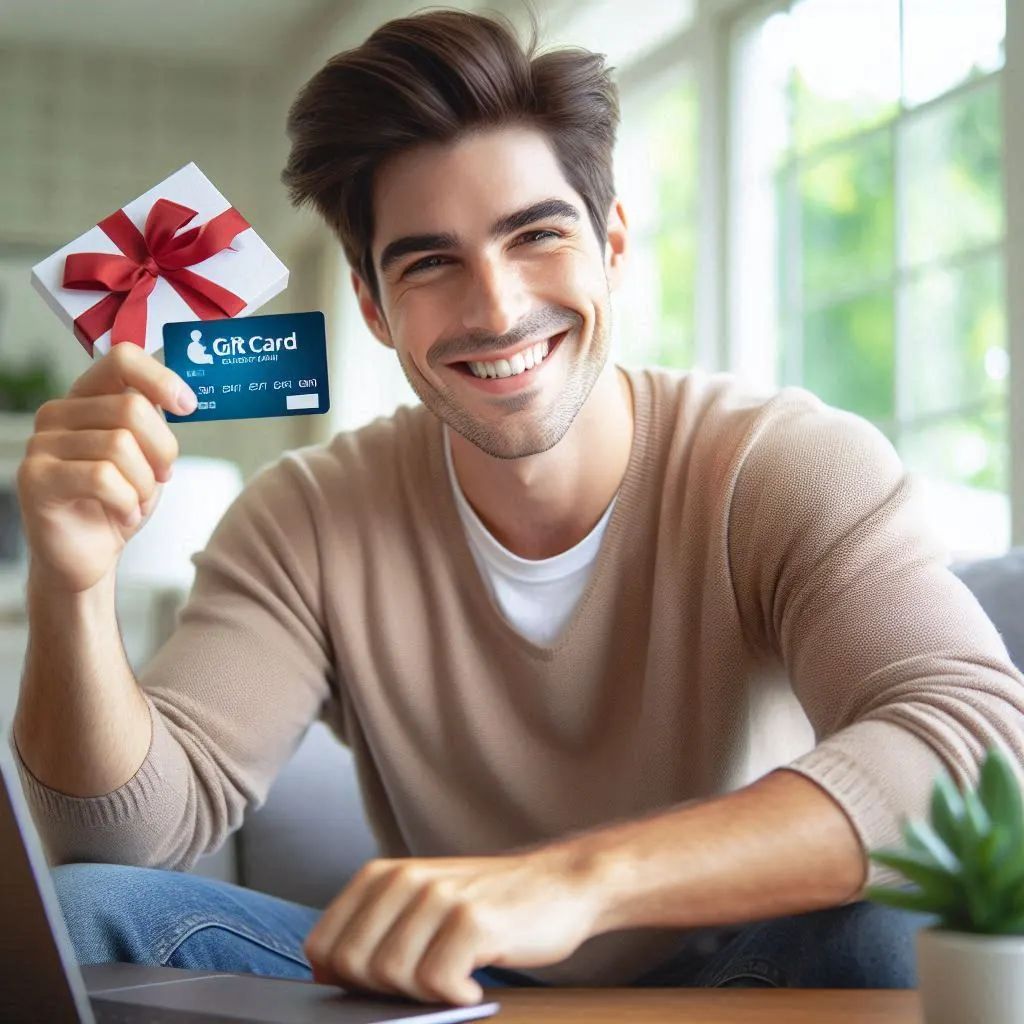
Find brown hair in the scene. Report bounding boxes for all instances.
[281,8,620,302]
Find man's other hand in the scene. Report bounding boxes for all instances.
[303,847,601,1005]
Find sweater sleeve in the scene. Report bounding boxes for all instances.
[12,452,336,871]
[727,394,1024,889]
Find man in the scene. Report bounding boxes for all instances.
[12,8,1024,1008]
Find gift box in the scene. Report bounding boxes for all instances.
[31,162,289,359]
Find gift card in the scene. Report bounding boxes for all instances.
[163,311,330,423]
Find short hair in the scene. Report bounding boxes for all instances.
[281,8,620,302]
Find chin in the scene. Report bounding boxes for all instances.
[441,382,593,460]
[457,421,571,461]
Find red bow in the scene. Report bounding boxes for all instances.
[62,198,251,355]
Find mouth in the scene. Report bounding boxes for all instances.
[454,330,568,382]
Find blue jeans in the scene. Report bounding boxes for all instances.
[53,863,930,990]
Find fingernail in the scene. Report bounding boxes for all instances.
[126,507,142,528]
[177,386,198,413]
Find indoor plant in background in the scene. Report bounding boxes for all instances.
[868,746,1024,1024]
[0,354,61,413]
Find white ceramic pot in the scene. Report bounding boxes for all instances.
[917,927,1024,1024]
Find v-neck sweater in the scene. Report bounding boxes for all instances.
[14,366,1024,986]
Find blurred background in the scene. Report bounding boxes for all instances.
[0,0,1019,704]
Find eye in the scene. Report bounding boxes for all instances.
[515,229,561,246]
[403,254,453,277]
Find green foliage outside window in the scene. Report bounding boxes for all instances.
[651,83,699,371]
[615,79,699,371]
[785,74,1005,493]
[620,0,1006,502]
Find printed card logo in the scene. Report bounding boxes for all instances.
[183,327,299,367]
[187,329,214,365]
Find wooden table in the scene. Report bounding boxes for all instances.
[484,989,923,1022]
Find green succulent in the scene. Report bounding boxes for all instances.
[866,745,1024,935]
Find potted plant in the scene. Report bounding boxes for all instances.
[867,745,1024,1024]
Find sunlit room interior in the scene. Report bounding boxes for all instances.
[0,0,1020,890]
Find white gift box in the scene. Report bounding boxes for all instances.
[31,162,289,359]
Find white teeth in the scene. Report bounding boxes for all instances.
[467,336,557,379]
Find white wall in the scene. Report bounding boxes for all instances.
[0,46,294,251]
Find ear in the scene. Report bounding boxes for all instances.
[604,199,628,293]
[351,270,393,349]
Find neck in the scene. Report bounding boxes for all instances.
[447,363,635,560]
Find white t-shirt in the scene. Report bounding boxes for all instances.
[443,426,615,645]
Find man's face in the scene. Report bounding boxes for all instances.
[359,127,626,460]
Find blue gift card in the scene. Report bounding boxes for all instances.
[163,311,330,423]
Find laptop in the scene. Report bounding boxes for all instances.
[0,737,501,1024]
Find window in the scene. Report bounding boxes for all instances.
[542,1,702,371]
[612,74,700,369]
[728,0,1008,557]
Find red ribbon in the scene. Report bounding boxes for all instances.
[62,198,251,355]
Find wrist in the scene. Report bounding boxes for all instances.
[540,831,637,937]
[27,559,116,620]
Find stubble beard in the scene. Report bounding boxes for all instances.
[402,311,610,461]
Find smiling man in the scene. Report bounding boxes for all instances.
[14,8,1024,1009]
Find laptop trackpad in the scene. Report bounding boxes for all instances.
[93,972,500,1024]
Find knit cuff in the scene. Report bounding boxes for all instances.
[784,718,946,888]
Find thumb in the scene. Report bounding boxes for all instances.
[455,979,484,1006]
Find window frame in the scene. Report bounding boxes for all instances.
[1007,0,1024,546]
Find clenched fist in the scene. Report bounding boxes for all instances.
[304,847,603,1006]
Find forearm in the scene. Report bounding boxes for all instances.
[13,563,152,797]
[563,768,865,936]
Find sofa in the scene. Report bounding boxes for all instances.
[220,549,1024,909]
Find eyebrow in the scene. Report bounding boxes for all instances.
[378,198,581,275]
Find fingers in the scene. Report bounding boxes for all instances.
[306,866,409,999]
[417,906,486,1006]
[18,343,188,541]
[26,428,159,513]
[370,888,473,1004]
[69,340,197,417]
[19,454,147,529]
[304,863,487,1006]
[34,393,179,485]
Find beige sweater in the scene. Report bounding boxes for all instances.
[15,367,1024,985]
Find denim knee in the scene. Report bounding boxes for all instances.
[701,899,935,989]
[52,862,320,979]
[804,900,933,988]
[52,863,162,966]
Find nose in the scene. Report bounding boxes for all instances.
[459,254,531,338]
